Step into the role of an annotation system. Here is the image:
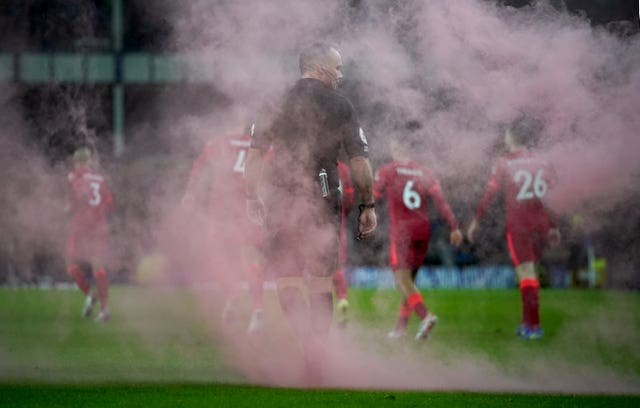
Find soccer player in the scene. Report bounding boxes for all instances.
[375,129,463,340]
[334,160,355,328]
[182,124,265,335]
[467,116,561,340]
[245,43,376,383]
[65,147,114,322]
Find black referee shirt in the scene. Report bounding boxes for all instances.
[252,78,368,200]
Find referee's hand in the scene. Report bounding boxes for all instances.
[246,198,265,226]
[358,207,377,239]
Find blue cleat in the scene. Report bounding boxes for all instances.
[518,326,543,340]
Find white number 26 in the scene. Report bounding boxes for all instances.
[514,169,547,201]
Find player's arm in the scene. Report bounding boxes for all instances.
[467,161,502,243]
[182,147,213,207]
[544,162,561,246]
[102,180,115,214]
[244,147,267,225]
[65,172,74,215]
[427,183,462,247]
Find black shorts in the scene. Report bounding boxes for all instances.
[263,194,341,279]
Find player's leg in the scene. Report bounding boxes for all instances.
[66,233,96,317]
[242,244,264,334]
[387,298,411,339]
[394,239,436,340]
[302,214,340,385]
[332,268,349,328]
[91,259,110,322]
[393,266,437,340]
[267,226,309,342]
[88,234,110,322]
[333,211,350,327]
[507,231,542,339]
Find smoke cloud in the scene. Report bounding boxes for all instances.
[2,0,639,392]
[133,0,640,391]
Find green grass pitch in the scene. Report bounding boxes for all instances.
[0,286,639,406]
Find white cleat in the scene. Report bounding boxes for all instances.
[387,329,407,340]
[336,298,349,328]
[95,309,110,323]
[82,295,95,318]
[415,313,438,340]
[247,309,264,335]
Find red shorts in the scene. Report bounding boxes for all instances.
[389,234,430,271]
[66,231,108,263]
[506,227,548,266]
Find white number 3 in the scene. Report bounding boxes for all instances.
[89,181,102,206]
[514,169,547,201]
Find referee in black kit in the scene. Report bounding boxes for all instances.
[245,43,377,383]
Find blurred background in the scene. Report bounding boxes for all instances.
[0,0,638,290]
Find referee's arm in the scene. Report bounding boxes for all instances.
[350,155,377,238]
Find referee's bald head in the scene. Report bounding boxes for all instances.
[299,43,338,75]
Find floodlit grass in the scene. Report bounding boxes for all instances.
[0,286,639,406]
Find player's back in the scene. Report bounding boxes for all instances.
[498,151,554,230]
[68,167,113,233]
[376,160,436,238]
[204,133,251,215]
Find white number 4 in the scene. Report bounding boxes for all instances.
[234,149,247,174]
[403,180,421,210]
[514,169,547,201]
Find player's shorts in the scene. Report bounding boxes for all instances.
[506,227,548,266]
[66,231,109,264]
[263,196,341,279]
[389,234,430,271]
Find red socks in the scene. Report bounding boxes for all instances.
[395,301,411,331]
[520,278,540,328]
[67,264,90,295]
[407,292,428,320]
[94,269,109,310]
[332,268,348,300]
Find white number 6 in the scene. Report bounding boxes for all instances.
[403,180,421,210]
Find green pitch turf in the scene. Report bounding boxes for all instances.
[0,286,639,406]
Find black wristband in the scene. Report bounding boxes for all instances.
[358,203,375,211]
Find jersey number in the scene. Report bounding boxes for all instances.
[514,169,547,201]
[403,181,421,210]
[89,181,102,206]
[233,149,247,174]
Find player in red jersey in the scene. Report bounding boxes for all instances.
[375,128,463,340]
[65,147,114,322]
[467,116,561,340]
[333,160,355,327]
[182,125,265,334]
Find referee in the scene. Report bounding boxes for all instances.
[245,43,376,384]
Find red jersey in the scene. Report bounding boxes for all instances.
[475,150,555,231]
[184,133,251,218]
[68,166,114,235]
[374,160,458,240]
